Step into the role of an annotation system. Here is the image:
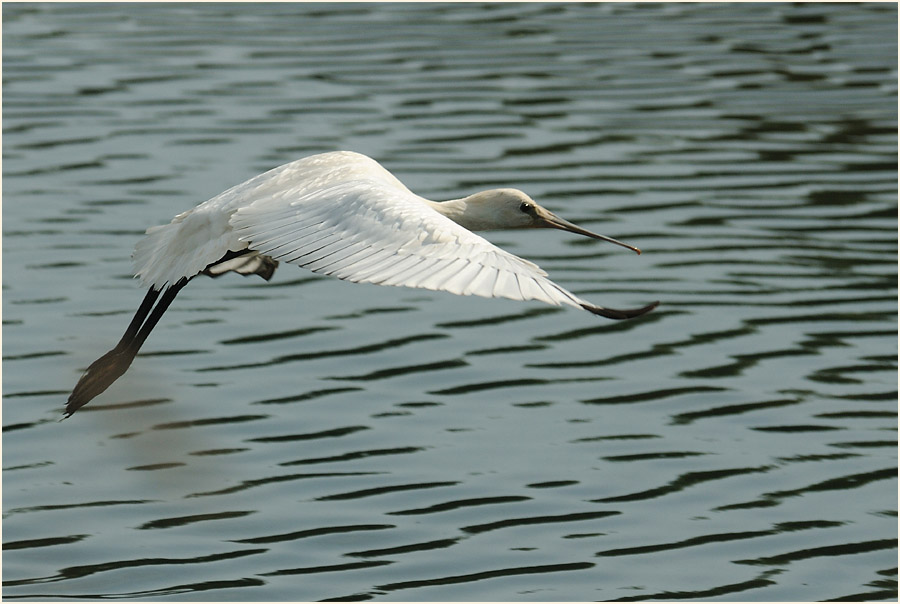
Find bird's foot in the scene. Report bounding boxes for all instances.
[64,347,137,418]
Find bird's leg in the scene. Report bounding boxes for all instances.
[64,278,189,418]
[127,278,189,356]
[114,286,161,352]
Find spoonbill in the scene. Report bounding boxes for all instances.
[64,151,658,417]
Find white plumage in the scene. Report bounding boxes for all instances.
[66,151,657,417]
[135,152,587,310]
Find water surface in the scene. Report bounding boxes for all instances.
[3,3,897,601]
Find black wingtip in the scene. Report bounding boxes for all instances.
[582,300,660,320]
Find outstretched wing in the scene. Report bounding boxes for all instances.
[133,151,654,318]
[231,172,605,313]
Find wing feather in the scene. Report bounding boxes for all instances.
[351,252,429,285]
[415,258,470,292]
[378,257,447,288]
[460,265,499,297]
[325,247,397,280]
[279,233,344,265]
[301,241,371,273]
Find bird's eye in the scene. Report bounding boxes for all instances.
[519,202,532,213]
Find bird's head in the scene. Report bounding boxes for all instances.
[459,188,641,254]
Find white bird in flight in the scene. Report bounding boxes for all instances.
[65,151,658,417]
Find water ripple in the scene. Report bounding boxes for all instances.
[3,3,895,601]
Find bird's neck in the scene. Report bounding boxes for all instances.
[429,196,498,231]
